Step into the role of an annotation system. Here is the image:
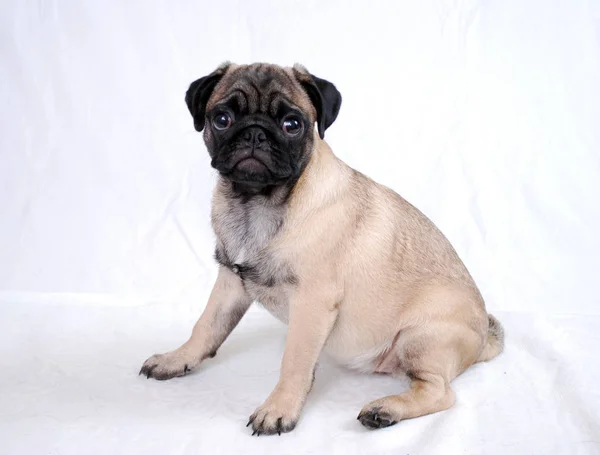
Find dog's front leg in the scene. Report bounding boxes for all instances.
[248,284,339,436]
[140,266,252,380]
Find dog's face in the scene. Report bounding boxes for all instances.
[185,63,342,194]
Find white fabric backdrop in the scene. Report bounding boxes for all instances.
[1,1,599,454]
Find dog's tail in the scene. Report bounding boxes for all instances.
[478,314,505,362]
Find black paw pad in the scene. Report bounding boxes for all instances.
[357,407,398,429]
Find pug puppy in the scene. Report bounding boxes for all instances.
[140,62,504,435]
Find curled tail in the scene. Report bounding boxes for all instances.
[478,314,505,362]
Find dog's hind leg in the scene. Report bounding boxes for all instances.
[358,308,486,429]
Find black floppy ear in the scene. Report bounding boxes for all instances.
[185,63,230,132]
[295,67,342,139]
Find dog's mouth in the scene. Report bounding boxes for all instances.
[215,155,277,186]
[234,157,268,173]
[211,144,297,189]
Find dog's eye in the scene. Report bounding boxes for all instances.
[213,113,232,131]
[282,116,303,137]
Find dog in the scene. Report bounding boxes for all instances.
[140,62,504,435]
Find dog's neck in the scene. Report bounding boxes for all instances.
[227,180,294,206]
[287,138,351,213]
[211,136,352,275]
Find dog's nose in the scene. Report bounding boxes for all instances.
[242,127,267,145]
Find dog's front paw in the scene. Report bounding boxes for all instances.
[139,348,201,381]
[247,392,302,436]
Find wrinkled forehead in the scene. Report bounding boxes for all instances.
[207,64,315,118]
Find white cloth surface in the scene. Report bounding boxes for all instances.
[1,303,599,454]
[1,0,599,453]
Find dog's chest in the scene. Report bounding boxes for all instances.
[216,200,282,266]
[214,198,296,322]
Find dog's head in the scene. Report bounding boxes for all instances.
[185,62,342,194]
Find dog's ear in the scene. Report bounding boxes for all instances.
[185,63,230,132]
[293,65,342,139]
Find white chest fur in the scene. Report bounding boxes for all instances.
[213,193,294,323]
[218,198,284,266]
